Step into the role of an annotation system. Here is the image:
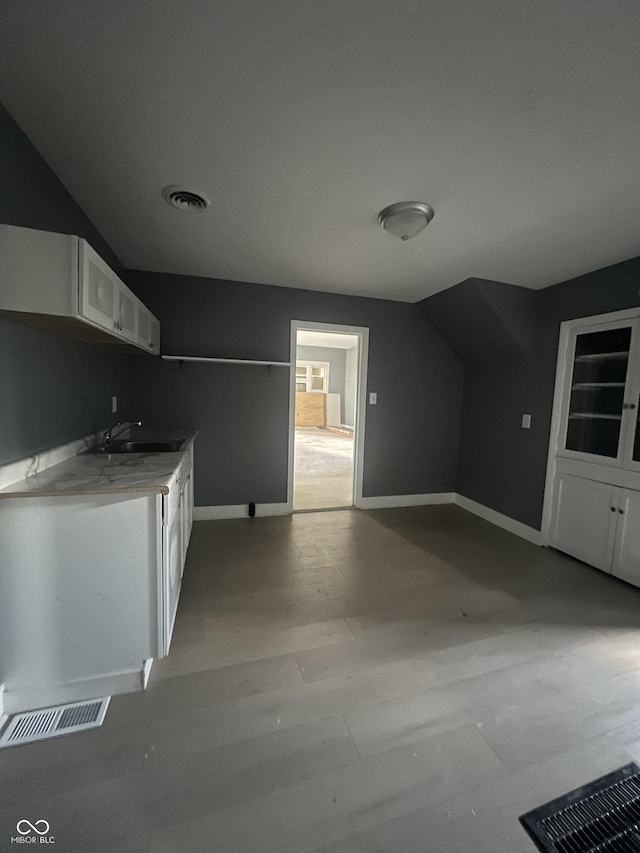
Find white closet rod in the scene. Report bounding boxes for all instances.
[162,355,290,367]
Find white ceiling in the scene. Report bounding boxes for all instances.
[297,331,358,349]
[1,1,640,302]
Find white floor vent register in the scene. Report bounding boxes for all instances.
[0,698,110,748]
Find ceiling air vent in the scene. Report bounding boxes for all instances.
[162,185,210,213]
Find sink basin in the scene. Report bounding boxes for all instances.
[88,439,185,454]
[108,439,185,453]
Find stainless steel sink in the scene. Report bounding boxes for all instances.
[88,439,185,454]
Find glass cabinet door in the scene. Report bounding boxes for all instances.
[633,410,640,463]
[629,358,640,466]
[564,325,633,459]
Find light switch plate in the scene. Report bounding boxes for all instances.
[522,413,531,429]
[369,392,377,405]
[112,396,118,414]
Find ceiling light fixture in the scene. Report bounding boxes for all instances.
[378,201,435,241]
[162,186,210,213]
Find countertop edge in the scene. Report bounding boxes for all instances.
[0,431,196,499]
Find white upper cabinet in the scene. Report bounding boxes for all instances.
[556,315,640,467]
[116,282,137,343]
[0,223,159,354]
[135,297,161,354]
[79,240,118,330]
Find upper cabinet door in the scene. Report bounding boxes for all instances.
[116,284,137,342]
[559,319,638,465]
[135,300,161,354]
[623,326,640,471]
[149,315,160,354]
[78,241,118,331]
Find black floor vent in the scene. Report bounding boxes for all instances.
[520,763,640,853]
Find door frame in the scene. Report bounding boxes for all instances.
[287,320,369,512]
[540,306,640,545]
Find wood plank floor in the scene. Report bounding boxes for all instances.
[3,505,640,852]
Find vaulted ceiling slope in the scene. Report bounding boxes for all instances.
[1,1,640,302]
[419,278,536,364]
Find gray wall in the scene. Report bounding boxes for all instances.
[344,346,358,428]
[296,344,347,421]
[423,258,640,530]
[0,103,129,464]
[126,271,463,507]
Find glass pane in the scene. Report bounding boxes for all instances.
[311,377,324,391]
[311,367,325,377]
[633,406,640,462]
[295,366,306,377]
[87,265,114,317]
[565,326,631,458]
[296,382,306,392]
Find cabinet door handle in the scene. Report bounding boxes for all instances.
[611,506,617,512]
[631,403,637,410]
[619,508,625,515]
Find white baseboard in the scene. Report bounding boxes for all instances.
[142,659,153,689]
[194,502,290,521]
[454,494,542,545]
[2,669,145,716]
[358,492,456,509]
[193,493,542,548]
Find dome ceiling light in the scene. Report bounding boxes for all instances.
[378,202,435,241]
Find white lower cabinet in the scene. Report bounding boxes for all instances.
[163,452,194,649]
[181,468,193,573]
[550,473,640,583]
[0,446,194,716]
[613,488,640,586]
[550,474,619,572]
[165,503,183,648]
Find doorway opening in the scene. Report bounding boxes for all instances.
[288,321,369,512]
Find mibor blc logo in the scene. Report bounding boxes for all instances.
[11,820,55,844]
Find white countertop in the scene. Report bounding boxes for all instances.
[0,430,196,499]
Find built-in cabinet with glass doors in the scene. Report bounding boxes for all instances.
[549,311,640,586]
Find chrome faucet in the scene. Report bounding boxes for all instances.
[103,421,142,450]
